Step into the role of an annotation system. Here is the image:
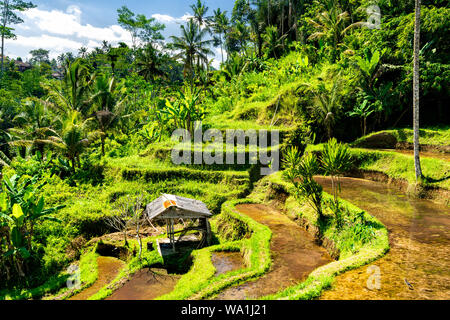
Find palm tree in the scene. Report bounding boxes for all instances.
[212,9,229,64]
[8,99,59,158]
[413,0,422,180]
[190,0,210,28]
[135,44,167,82]
[262,25,287,58]
[307,3,349,62]
[45,59,95,118]
[78,47,88,59]
[57,124,90,171]
[234,20,251,54]
[87,74,126,156]
[320,138,351,204]
[347,99,376,137]
[307,77,343,140]
[49,111,92,171]
[170,19,213,81]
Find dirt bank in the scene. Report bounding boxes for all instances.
[215,204,333,300]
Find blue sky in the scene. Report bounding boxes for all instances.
[6,0,235,67]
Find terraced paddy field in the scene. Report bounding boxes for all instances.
[316,177,450,300]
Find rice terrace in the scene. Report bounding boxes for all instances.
[0,0,449,309]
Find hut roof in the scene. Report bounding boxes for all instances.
[146,194,212,220]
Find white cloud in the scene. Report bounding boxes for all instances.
[152,13,192,24]
[9,34,83,59]
[5,6,133,61]
[22,7,131,43]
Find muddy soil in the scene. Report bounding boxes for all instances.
[70,256,125,300]
[215,204,333,300]
[106,269,180,300]
[316,176,450,300]
[377,149,450,162]
[211,252,245,276]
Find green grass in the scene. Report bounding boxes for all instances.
[307,145,450,190]
[353,127,450,147]
[350,148,450,190]
[0,272,70,300]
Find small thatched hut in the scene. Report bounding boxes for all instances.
[146,194,212,253]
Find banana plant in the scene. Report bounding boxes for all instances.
[161,86,205,135]
[1,175,64,253]
[347,99,376,136]
[3,204,30,260]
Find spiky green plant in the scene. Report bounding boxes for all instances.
[320,138,352,203]
[283,148,324,219]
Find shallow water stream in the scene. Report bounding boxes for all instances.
[106,268,180,300]
[316,176,450,300]
[211,252,244,276]
[215,204,333,300]
[70,256,125,300]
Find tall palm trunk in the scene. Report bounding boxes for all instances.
[1,33,4,77]
[0,0,7,77]
[413,0,422,180]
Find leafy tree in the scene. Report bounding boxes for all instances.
[226,20,250,55]
[0,0,36,77]
[29,48,50,65]
[117,6,165,48]
[354,48,386,93]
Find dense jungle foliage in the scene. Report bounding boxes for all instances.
[0,0,448,293]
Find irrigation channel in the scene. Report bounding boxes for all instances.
[70,257,125,300]
[316,176,450,300]
[215,204,333,300]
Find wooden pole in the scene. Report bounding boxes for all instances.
[206,218,211,246]
[171,219,176,252]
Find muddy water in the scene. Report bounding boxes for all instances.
[70,256,125,300]
[106,269,180,300]
[215,204,333,300]
[315,176,450,300]
[211,252,244,276]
